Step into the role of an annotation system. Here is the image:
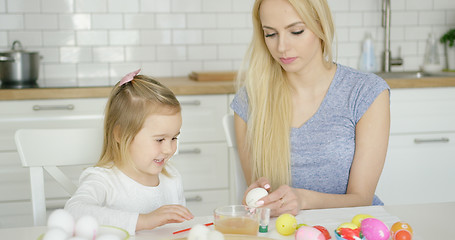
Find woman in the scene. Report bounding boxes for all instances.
[231,0,390,217]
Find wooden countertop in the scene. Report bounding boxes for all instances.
[0,77,236,100]
[1,76,455,101]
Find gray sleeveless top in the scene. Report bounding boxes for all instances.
[231,64,389,205]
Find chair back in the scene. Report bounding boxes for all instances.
[15,128,103,226]
[222,114,247,204]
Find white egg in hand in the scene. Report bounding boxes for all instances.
[75,215,99,239]
[47,209,75,236]
[246,187,269,208]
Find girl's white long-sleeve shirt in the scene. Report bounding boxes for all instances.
[64,164,185,235]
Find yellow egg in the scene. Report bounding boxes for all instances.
[275,213,297,236]
[351,214,374,227]
[337,222,358,231]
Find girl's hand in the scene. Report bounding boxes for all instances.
[137,205,193,231]
[260,185,301,217]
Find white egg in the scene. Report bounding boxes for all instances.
[187,224,210,240]
[42,227,69,240]
[96,234,121,240]
[47,209,75,236]
[245,187,269,208]
[74,215,99,239]
[207,230,225,240]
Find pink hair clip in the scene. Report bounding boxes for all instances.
[119,69,141,86]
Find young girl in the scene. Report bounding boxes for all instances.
[65,69,193,235]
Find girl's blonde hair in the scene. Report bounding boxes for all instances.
[238,0,335,190]
[96,75,181,177]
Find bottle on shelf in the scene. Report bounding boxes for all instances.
[422,32,443,73]
[358,33,377,73]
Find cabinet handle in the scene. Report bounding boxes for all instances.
[178,148,201,154]
[186,195,203,202]
[180,100,201,106]
[33,104,75,111]
[414,138,450,144]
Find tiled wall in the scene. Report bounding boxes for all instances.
[0,0,454,87]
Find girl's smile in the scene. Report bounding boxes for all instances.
[153,158,166,166]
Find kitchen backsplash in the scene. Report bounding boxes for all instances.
[0,0,454,87]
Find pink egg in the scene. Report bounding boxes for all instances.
[360,218,390,240]
[295,226,325,240]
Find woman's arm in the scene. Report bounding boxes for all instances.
[259,89,391,216]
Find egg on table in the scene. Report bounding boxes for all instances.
[47,209,75,237]
[335,222,363,240]
[313,225,331,240]
[390,222,413,240]
[74,215,99,239]
[42,228,69,240]
[275,213,297,236]
[351,214,374,228]
[360,218,390,240]
[187,224,224,240]
[295,226,325,240]
[245,187,269,208]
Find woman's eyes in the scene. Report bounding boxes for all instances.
[264,30,304,38]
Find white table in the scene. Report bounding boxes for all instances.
[1,202,453,239]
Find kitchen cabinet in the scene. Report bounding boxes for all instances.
[0,98,106,227]
[376,87,455,205]
[174,95,231,216]
[0,94,231,227]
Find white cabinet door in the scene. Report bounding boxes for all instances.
[185,190,230,217]
[376,132,455,205]
[390,87,455,134]
[0,98,106,151]
[173,143,229,191]
[178,95,228,143]
[377,87,455,205]
[0,98,107,227]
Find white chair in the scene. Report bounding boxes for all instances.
[222,114,247,204]
[15,128,103,226]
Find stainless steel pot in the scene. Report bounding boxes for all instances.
[0,40,40,88]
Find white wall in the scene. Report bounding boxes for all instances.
[0,0,454,87]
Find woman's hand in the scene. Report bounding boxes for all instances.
[136,205,194,231]
[262,185,301,217]
[243,177,301,217]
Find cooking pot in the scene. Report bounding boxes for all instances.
[0,40,40,88]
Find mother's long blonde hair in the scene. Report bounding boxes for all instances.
[238,0,335,190]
